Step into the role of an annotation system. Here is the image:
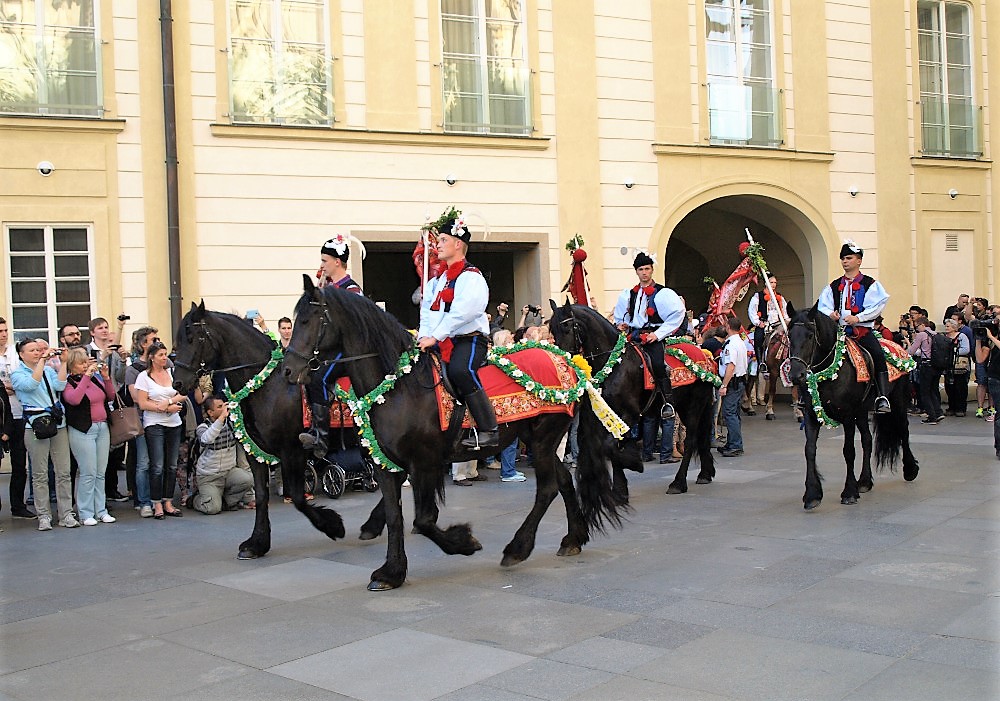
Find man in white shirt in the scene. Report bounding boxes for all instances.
[718,317,749,458]
[746,274,791,373]
[0,318,33,518]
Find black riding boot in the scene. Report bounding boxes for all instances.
[298,403,330,458]
[461,389,499,449]
[874,371,891,414]
[659,378,676,420]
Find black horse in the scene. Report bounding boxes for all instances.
[172,302,387,560]
[282,277,624,591]
[547,301,716,498]
[787,306,919,510]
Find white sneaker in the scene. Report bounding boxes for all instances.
[82,517,99,526]
[501,471,527,482]
[60,513,80,528]
[38,516,53,531]
[139,505,154,518]
[99,514,117,524]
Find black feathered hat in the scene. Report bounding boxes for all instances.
[839,240,863,259]
[632,251,655,269]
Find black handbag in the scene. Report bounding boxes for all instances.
[29,373,62,440]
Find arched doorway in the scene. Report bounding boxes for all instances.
[659,194,831,322]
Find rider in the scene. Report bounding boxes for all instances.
[613,251,685,420]
[747,273,792,373]
[298,235,363,457]
[817,240,892,414]
[417,214,499,449]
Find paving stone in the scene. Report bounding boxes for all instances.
[544,636,668,673]
[839,658,998,701]
[207,556,374,601]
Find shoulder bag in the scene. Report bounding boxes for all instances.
[28,372,62,440]
[108,392,144,446]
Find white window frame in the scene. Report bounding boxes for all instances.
[440,0,532,135]
[226,0,334,126]
[704,0,779,146]
[4,224,96,345]
[916,0,979,157]
[0,0,104,117]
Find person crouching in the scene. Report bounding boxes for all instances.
[189,396,254,514]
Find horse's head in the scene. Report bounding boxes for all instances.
[787,305,821,385]
[548,298,585,354]
[283,275,338,385]
[172,300,218,393]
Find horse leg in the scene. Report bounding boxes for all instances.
[840,422,860,505]
[694,397,716,484]
[802,409,824,510]
[359,497,386,540]
[666,429,691,494]
[857,416,874,493]
[368,469,408,591]
[287,455,346,541]
[555,457,590,558]
[238,462,272,560]
[765,374,776,420]
[410,465,481,556]
[792,386,804,420]
[502,441,563,567]
[742,379,757,415]
[611,463,630,504]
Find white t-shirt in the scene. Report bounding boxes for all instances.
[720,334,749,379]
[134,370,182,428]
[0,345,23,418]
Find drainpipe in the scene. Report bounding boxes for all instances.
[160,0,182,334]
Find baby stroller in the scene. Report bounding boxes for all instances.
[308,427,378,498]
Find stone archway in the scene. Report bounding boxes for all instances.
[652,187,835,321]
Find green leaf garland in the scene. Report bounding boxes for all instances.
[223,346,285,465]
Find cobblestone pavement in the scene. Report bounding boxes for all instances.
[1,405,997,701]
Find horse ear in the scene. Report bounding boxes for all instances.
[549,299,558,314]
[198,299,205,312]
[190,300,205,320]
[808,302,818,319]
[303,274,316,293]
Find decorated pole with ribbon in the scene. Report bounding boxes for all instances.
[745,228,789,337]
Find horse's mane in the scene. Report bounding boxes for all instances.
[298,286,413,373]
[550,303,617,347]
[177,308,277,356]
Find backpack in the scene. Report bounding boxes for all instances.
[929,332,953,372]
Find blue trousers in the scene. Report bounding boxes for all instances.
[721,378,744,451]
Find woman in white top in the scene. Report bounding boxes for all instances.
[134,342,184,519]
[943,318,972,417]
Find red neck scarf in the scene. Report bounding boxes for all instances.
[430,260,469,311]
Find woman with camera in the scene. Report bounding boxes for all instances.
[10,339,72,530]
[942,318,971,416]
[61,347,118,526]
[974,324,1000,459]
[134,341,184,519]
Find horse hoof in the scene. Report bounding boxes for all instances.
[500,553,525,568]
[803,500,821,510]
[766,414,775,421]
[557,545,582,557]
[696,477,712,485]
[367,580,397,591]
[746,410,756,416]
[468,537,483,554]
[858,485,872,494]
[237,549,258,560]
[359,531,379,541]
[841,496,858,505]
[666,484,687,495]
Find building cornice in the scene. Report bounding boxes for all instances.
[0,116,126,133]
[910,156,992,170]
[653,143,835,163]
[210,123,551,150]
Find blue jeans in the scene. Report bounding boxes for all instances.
[133,435,152,507]
[988,377,1000,455]
[566,412,579,462]
[145,423,182,503]
[499,440,519,478]
[721,379,744,451]
[642,414,676,460]
[69,422,111,521]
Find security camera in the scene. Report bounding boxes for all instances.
[624,179,635,190]
[37,161,54,177]
[445,174,456,186]
[849,186,858,197]
[948,188,958,199]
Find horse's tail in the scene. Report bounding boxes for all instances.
[873,374,910,472]
[575,394,628,533]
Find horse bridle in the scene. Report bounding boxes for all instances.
[786,319,834,375]
[558,307,617,367]
[282,289,377,372]
[173,319,267,376]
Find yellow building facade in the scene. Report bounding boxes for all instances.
[0,0,996,341]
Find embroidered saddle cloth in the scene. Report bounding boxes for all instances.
[303,377,356,428]
[844,337,911,383]
[637,342,720,391]
[438,348,577,431]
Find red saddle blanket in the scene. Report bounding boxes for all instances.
[637,342,720,391]
[438,348,577,431]
[303,377,356,428]
[303,350,577,432]
[845,337,910,383]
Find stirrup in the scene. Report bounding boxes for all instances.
[461,427,498,450]
[660,402,676,420]
[874,396,891,414]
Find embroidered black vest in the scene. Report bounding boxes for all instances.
[627,282,664,326]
